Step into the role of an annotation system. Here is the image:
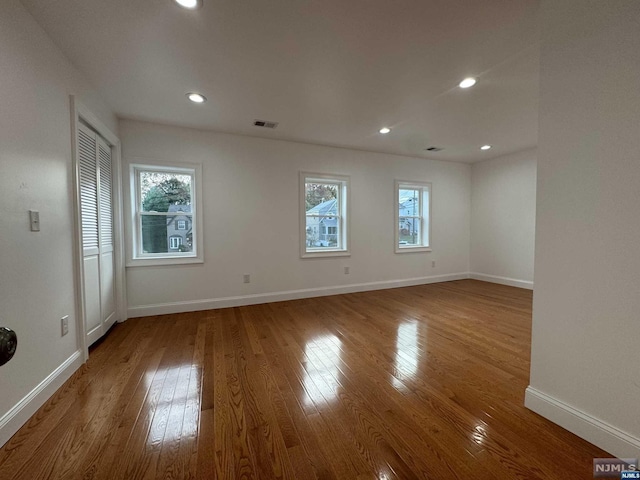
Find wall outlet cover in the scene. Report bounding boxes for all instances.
[29,210,40,232]
[61,316,69,336]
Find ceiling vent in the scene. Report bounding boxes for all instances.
[253,119,279,129]
[425,146,443,152]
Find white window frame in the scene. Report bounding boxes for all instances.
[176,219,187,231]
[395,180,432,253]
[127,161,204,266]
[300,172,350,258]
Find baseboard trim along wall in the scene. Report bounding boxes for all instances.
[0,350,83,447]
[128,273,470,317]
[525,386,640,459]
[469,272,533,290]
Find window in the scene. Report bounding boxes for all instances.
[169,236,182,250]
[129,162,203,265]
[395,180,431,253]
[300,172,349,257]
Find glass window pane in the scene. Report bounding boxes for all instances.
[305,182,340,249]
[305,182,338,214]
[399,217,421,246]
[142,214,193,254]
[306,215,339,248]
[140,171,192,212]
[399,188,420,216]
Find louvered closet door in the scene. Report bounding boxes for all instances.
[98,136,116,332]
[78,123,116,347]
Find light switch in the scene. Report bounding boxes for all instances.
[29,210,40,232]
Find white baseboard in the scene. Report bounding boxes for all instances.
[127,273,470,317]
[0,350,83,448]
[525,386,640,458]
[469,272,533,290]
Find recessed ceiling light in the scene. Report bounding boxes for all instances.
[459,77,477,89]
[480,145,492,150]
[379,127,391,134]
[186,93,206,103]
[175,0,200,9]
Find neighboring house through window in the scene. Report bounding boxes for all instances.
[395,180,431,253]
[167,206,191,251]
[300,172,350,258]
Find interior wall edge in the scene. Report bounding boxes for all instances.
[525,386,640,459]
[469,272,533,290]
[127,273,471,318]
[0,350,83,448]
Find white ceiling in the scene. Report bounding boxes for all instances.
[22,0,540,163]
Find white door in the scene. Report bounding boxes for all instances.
[78,123,117,347]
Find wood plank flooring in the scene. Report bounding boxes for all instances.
[0,280,610,479]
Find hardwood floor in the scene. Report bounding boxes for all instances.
[0,280,609,479]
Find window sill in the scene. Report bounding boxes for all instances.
[301,250,351,259]
[126,255,204,267]
[395,246,432,254]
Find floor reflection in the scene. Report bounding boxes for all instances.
[302,334,343,407]
[144,363,201,445]
[393,320,420,389]
[471,423,488,445]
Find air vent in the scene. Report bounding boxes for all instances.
[253,119,279,129]
[425,146,443,152]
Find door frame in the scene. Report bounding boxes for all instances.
[70,96,127,361]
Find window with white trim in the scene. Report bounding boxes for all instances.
[130,163,202,264]
[300,172,349,257]
[395,180,431,253]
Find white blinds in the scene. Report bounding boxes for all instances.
[78,127,99,251]
[79,124,112,252]
[98,139,113,249]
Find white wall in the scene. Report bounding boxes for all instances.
[526,0,640,458]
[0,0,116,445]
[120,120,471,315]
[470,148,537,288]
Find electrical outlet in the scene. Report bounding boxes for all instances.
[431,260,436,268]
[344,266,350,274]
[61,315,69,336]
[243,274,250,284]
